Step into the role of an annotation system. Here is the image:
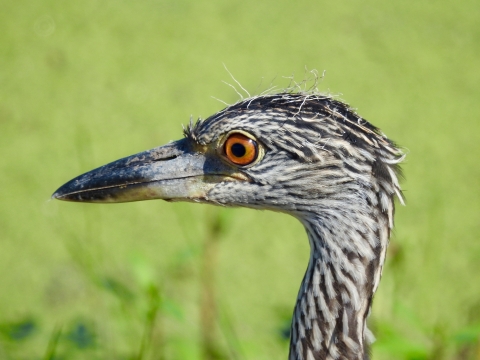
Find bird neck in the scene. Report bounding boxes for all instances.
[289,206,390,360]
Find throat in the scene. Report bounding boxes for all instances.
[289,213,389,360]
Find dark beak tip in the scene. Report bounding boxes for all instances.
[51,181,78,201]
[52,190,63,200]
[51,189,68,201]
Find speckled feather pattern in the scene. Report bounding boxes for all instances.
[186,93,404,360]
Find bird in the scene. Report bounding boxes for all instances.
[53,91,404,360]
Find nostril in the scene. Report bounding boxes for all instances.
[153,155,178,162]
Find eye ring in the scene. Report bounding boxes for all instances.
[221,132,260,166]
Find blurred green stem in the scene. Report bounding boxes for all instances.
[200,208,225,360]
[43,324,62,360]
[136,284,162,360]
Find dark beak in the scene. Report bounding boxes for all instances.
[52,138,244,203]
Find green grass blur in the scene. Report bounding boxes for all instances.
[1,0,479,359]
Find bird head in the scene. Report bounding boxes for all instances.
[53,93,404,219]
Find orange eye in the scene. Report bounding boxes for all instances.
[224,133,258,166]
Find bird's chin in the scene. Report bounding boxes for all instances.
[52,175,245,204]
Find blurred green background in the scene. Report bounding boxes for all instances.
[1,0,479,359]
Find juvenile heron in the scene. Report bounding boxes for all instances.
[53,92,404,360]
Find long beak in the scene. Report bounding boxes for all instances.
[52,138,245,203]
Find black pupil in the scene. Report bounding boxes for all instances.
[231,142,246,157]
